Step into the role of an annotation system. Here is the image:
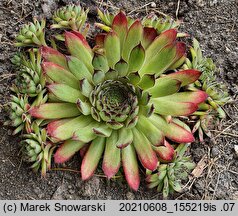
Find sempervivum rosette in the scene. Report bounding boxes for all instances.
[28,11,207,190]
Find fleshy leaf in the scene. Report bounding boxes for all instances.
[48,83,84,103]
[81,137,105,180]
[151,99,198,116]
[148,78,181,98]
[142,27,158,49]
[112,11,128,51]
[122,144,140,191]
[104,31,120,69]
[155,91,208,104]
[42,62,79,89]
[65,31,93,72]
[67,56,92,82]
[73,121,99,142]
[29,103,81,119]
[116,128,133,148]
[153,140,175,162]
[139,43,177,76]
[47,115,93,141]
[102,131,121,178]
[136,115,164,146]
[164,69,201,87]
[128,43,145,73]
[122,20,143,61]
[132,127,158,170]
[92,54,109,73]
[54,140,85,163]
[149,114,194,143]
[41,46,68,69]
[144,29,177,63]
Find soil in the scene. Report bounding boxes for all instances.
[0,0,237,200]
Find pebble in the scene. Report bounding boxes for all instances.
[211,146,220,158]
[234,145,238,158]
[126,192,135,200]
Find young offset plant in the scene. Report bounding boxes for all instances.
[6,3,228,198]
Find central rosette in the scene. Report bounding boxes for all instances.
[89,80,139,129]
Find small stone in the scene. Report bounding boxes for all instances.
[126,192,135,200]
[211,146,220,158]
[234,145,238,158]
[150,2,156,8]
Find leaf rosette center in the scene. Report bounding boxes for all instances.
[90,80,139,129]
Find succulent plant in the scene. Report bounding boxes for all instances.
[15,18,47,47]
[11,49,45,97]
[146,144,195,198]
[96,9,188,37]
[27,11,207,190]
[183,38,230,117]
[182,38,230,141]
[5,95,32,135]
[20,122,56,176]
[51,4,88,33]
[8,4,228,194]
[5,89,48,135]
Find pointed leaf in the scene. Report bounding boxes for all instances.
[148,78,181,98]
[122,144,140,191]
[112,11,128,51]
[93,124,112,137]
[47,115,93,141]
[132,127,158,170]
[102,131,121,178]
[149,114,195,143]
[29,103,80,119]
[54,140,85,163]
[144,29,177,63]
[138,74,155,90]
[42,62,79,89]
[139,43,177,76]
[115,59,129,77]
[41,46,68,69]
[164,69,202,87]
[153,140,175,162]
[151,99,198,116]
[136,115,164,146]
[155,91,208,105]
[92,54,109,73]
[92,70,105,85]
[65,31,93,72]
[79,78,93,97]
[142,27,158,49]
[48,83,84,103]
[73,121,99,142]
[128,43,145,73]
[81,137,105,180]
[116,128,133,148]
[67,56,92,82]
[104,31,120,69]
[122,20,143,61]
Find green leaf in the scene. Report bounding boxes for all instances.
[122,20,143,62]
[148,77,181,98]
[102,131,121,178]
[54,140,85,163]
[104,31,120,69]
[48,83,84,103]
[42,62,79,89]
[67,56,92,82]
[81,137,105,180]
[132,127,158,170]
[29,103,81,119]
[122,144,140,191]
[128,43,145,73]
